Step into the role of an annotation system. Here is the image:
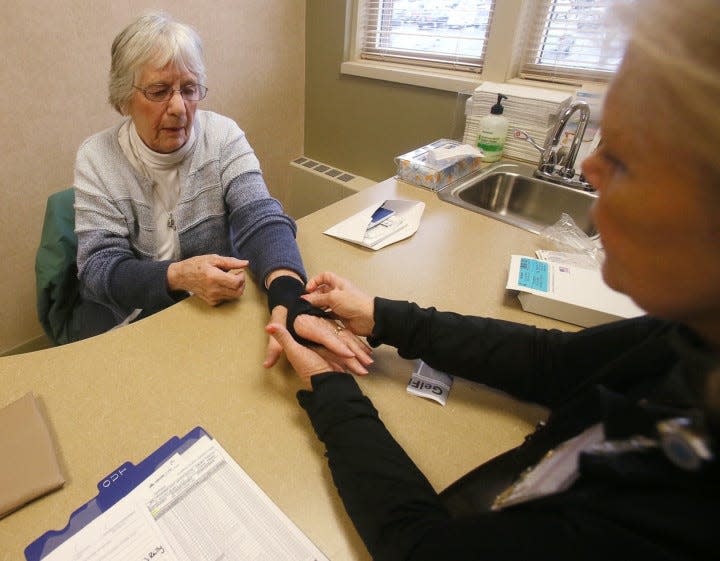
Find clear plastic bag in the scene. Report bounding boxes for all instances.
[539,213,605,269]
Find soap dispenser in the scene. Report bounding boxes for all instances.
[477,93,509,162]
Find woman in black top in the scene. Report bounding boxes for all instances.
[267,0,720,559]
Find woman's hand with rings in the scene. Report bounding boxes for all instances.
[266,322,343,390]
[292,314,373,375]
[263,307,373,375]
[302,272,375,336]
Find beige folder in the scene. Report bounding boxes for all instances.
[0,392,64,518]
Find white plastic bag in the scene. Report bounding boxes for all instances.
[539,213,605,269]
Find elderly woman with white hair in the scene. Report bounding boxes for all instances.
[72,12,371,372]
[267,0,720,559]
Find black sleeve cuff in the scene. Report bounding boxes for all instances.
[297,373,362,419]
[297,373,375,438]
[367,297,414,348]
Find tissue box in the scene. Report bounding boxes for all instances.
[395,139,483,191]
[506,255,645,328]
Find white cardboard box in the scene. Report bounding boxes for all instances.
[506,255,645,328]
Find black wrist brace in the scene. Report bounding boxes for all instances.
[268,276,330,345]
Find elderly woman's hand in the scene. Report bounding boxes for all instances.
[265,321,345,390]
[167,255,249,306]
[263,305,373,375]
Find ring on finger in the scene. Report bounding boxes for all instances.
[334,323,345,335]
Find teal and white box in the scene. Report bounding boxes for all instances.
[506,255,645,328]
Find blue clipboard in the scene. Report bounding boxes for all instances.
[25,426,209,561]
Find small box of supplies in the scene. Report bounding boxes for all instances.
[506,255,645,328]
[395,139,483,191]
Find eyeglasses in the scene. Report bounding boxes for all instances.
[133,83,208,103]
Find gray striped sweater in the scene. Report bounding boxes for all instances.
[74,110,305,322]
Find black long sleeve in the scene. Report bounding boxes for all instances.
[298,299,719,561]
[298,374,450,560]
[298,371,718,561]
[369,298,671,407]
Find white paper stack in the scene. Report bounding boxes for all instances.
[462,82,573,163]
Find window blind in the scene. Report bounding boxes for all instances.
[519,0,626,83]
[357,0,496,74]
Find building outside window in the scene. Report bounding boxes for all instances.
[346,0,625,91]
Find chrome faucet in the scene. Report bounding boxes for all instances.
[514,100,594,191]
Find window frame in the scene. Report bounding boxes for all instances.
[342,0,612,94]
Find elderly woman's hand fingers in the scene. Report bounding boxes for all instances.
[209,265,244,290]
[266,323,335,382]
[172,255,248,305]
[196,265,248,304]
[270,304,288,325]
[199,277,245,305]
[214,256,249,271]
[263,334,283,368]
[266,322,303,357]
[263,306,289,368]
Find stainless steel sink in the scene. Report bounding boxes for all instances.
[438,161,598,236]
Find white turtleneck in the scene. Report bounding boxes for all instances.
[118,121,196,260]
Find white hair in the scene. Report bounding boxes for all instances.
[108,11,206,114]
[617,0,720,180]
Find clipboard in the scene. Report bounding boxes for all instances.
[25,427,208,561]
[25,427,329,561]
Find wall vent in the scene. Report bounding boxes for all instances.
[286,157,375,219]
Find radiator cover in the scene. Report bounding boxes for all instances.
[286,157,374,219]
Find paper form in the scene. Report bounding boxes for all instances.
[39,499,173,561]
[41,436,328,561]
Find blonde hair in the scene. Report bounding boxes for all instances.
[618,0,720,179]
[108,11,206,114]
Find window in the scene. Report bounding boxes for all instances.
[519,0,625,83]
[357,1,495,73]
[346,0,626,91]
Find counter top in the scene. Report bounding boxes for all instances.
[0,177,578,561]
